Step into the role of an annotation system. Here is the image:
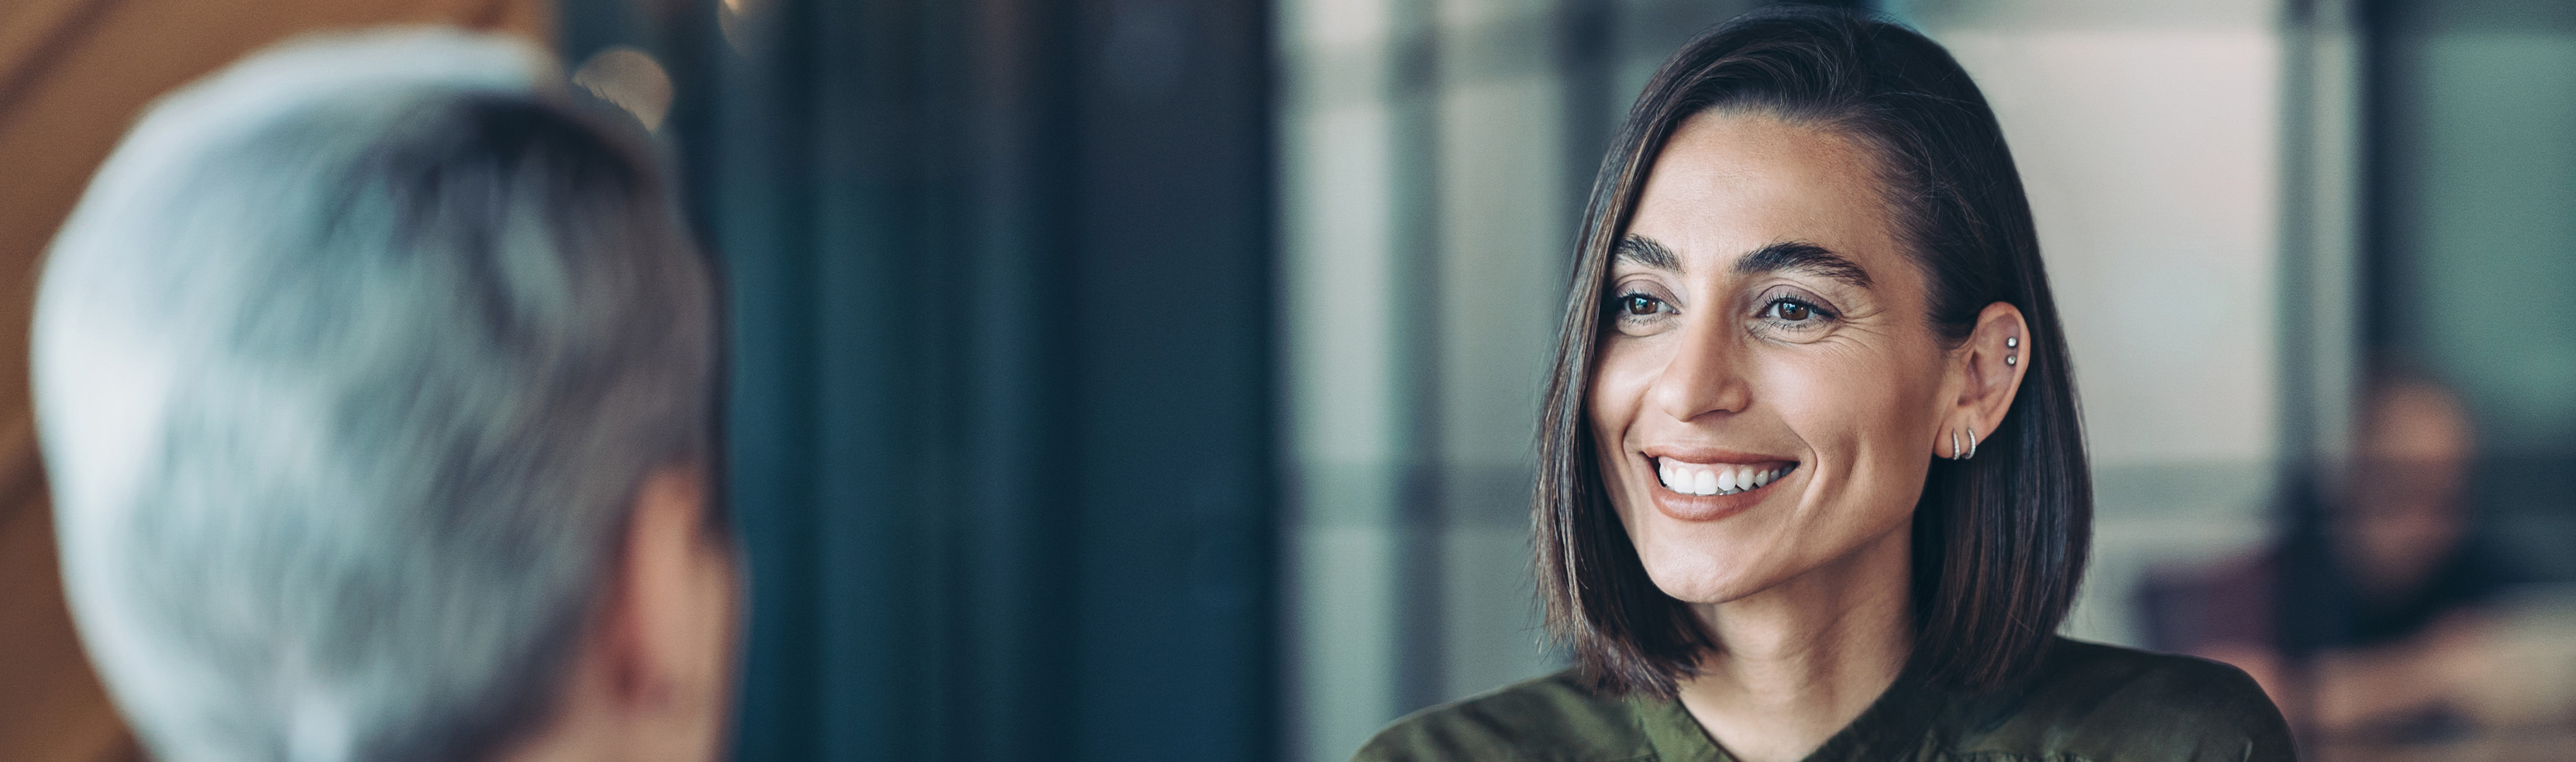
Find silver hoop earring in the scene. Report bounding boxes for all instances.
[1949,427,1978,460]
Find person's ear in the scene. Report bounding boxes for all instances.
[1933,302,2031,460]
[600,462,739,761]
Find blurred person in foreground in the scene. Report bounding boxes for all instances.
[1358,7,2288,762]
[2149,370,2576,750]
[33,29,737,762]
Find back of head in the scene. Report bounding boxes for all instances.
[35,28,718,762]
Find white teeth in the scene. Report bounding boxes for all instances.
[1658,458,1796,496]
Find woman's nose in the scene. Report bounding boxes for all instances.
[1650,315,1752,422]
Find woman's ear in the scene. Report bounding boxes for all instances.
[1936,302,2031,458]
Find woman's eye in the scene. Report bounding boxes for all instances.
[1605,291,1675,336]
[1760,296,1831,326]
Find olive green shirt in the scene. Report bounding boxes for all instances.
[1355,638,2295,762]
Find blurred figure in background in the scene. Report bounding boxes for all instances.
[33,29,738,762]
[2145,366,2576,753]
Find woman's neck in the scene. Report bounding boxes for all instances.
[1673,522,1916,762]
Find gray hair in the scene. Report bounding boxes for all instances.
[34,28,718,762]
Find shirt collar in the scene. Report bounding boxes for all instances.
[1625,658,1951,762]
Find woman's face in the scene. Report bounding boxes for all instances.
[1590,111,1994,606]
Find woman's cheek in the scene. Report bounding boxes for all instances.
[1588,340,1659,505]
[1762,350,1896,495]
[1589,341,1654,432]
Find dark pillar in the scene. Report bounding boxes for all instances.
[560,0,1278,759]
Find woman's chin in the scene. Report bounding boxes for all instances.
[1645,571,1762,607]
[1635,547,1775,605]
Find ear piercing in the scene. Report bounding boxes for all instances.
[1951,336,2016,460]
[1948,427,1978,460]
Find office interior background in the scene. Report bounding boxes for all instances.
[2,0,2574,760]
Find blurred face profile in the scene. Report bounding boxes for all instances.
[1588,112,1951,606]
[2340,382,2475,598]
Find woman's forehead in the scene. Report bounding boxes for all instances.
[1626,112,1900,271]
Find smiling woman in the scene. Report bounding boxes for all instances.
[1355,6,2292,762]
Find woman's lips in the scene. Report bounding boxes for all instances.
[1648,456,1797,522]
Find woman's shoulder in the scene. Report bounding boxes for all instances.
[1351,669,1656,762]
[1947,637,2295,761]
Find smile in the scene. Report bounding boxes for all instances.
[1655,457,1795,497]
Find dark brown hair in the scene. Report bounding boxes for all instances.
[1534,5,2091,697]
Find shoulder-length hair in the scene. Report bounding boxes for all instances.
[1534,5,2091,698]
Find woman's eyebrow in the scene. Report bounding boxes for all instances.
[1613,233,1682,271]
[1733,240,1873,287]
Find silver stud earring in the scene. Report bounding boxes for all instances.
[2005,336,2020,366]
